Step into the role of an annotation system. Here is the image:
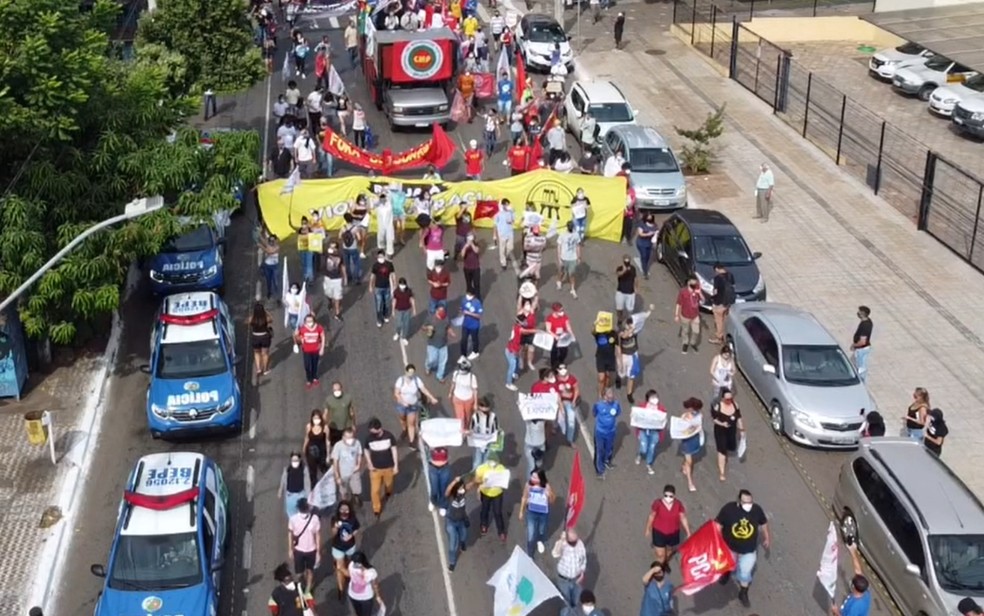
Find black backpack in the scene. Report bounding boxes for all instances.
[341,228,354,247]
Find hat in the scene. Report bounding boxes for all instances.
[519,281,537,299]
[959,598,983,615]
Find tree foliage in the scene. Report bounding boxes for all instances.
[138,0,266,93]
[674,104,727,175]
[0,0,261,345]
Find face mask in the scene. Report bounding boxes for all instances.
[568,539,578,546]
[663,496,674,504]
[312,417,322,425]
[530,477,540,485]
[334,390,343,398]
[340,510,350,518]
[328,248,336,254]
[406,371,415,378]
[291,460,301,468]
[690,283,699,289]
[457,488,465,496]
[377,257,385,263]
[466,235,475,242]
[398,284,407,290]
[558,370,568,377]
[285,581,297,590]
[344,437,355,445]
[649,397,659,406]
[305,320,315,328]
[582,605,595,615]
[290,287,300,294]
[623,259,630,265]
[547,377,556,384]
[435,266,443,272]
[741,503,753,512]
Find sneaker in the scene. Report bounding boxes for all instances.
[556,280,562,290]
[682,344,689,354]
[439,508,447,517]
[360,252,367,259]
[536,541,545,554]
[597,473,606,480]
[635,456,641,465]
[627,393,635,404]
[384,317,390,323]
[376,322,383,328]
[393,333,400,341]
[313,379,320,386]
[467,352,480,360]
[571,289,577,298]
[605,461,616,470]
[334,314,343,321]
[401,338,409,346]
[480,526,489,536]
[305,382,313,390]
[505,383,518,391]
[647,465,655,475]
[428,502,435,512]
[460,542,466,552]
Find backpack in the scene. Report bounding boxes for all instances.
[341,228,355,247]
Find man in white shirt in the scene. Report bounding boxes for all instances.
[293,129,318,178]
[545,119,566,166]
[375,193,395,258]
[277,119,298,151]
[552,529,588,611]
[305,88,324,134]
[603,150,625,177]
[754,162,775,222]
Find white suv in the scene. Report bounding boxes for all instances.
[893,56,977,101]
[868,42,933,82]
[564,81,637,143]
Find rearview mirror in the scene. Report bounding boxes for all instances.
[677,251,689,259]
[233,355,244,366]
[139,364,151,374]
[573,109,582,118]
[91,564,107,578]
[211,558,226,572]
[752,251,762,259]
[217,236,227,246]
[763,364,776,375]
[905,563,921,576]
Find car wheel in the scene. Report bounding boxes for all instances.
[655,240,665,263]
[151,431,161,440]
[769,402,785,435]
[840,509,858,542]
[918,84,935,101]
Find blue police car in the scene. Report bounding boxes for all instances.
[143,292,242,439]
[148,224,225,295]
[91,452,229,616]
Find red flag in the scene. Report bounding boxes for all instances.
[514,48,527,105]
[565,452,586,529]
[474,200,499,220]
[321,124,456,172]
[677,522,737,595]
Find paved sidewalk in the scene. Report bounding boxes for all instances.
[563,4,984,494]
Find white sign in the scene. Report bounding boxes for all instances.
[817,521,839,599]
[737,432,748,459]
[467,431,498,449]
[483,468,511,490]
[420,418,463,448]
[669,415,703,440]
[532,331,554,351]
[556,331,575,347]
[630,406,667,430]
[488,546,561,616]
[519,393,559,421]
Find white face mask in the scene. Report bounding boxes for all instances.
[398,284,407,290]
[558,370,568,377]
[546,377,556,384]
[328,248,336,254]
[663,496,675,505]
[285,581,296,590]
[649,397,659,406]
[435,266,443,273]
[741,503,753,512]
[290,460,301,468]
[333,390,343,398]
[582,605,594,615]
[312,417,322,425]
[344,437,355,445]
[377,257,385,263]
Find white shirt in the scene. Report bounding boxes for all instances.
[277,124,297,150]
[485,115,497,133]
[522,210,543,229]
[553,158,574,173]
[347,565,378,601]
[452,371,477,401]
[273,100,288,118]
[571,197,589,219]
[756,168,775,191]
[490,15,504,34]
[396,375,423,405]
[294,136,316,163]
[306,90,323,114]
[352,109,366,130]
[552,539,587,579]
[603,155,625,177]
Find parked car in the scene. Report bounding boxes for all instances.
[833,438,984,615]
[564,80,637,142]
[725,303,874,449]
[928,74,984,117]
[516,14,573,72]
[598,125,687,210]
[654,209,765,306]
[893,56,977,101]
[953,96,984,139]
[868,41,933,81]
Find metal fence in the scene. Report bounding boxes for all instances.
[673,0,984,274]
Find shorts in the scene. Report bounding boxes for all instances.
[397,403,421,417]
[332,545,356,561]
[615,291,636,312]
[251,333,272,349]
[650,530,681,548]
[293,549,317,572]
[338,472,363,496]
[323,277,343,300]
[520,333,535,346]
[595,354,617,374]
[561,260,577,276]
[618,353,641,380]
[680,434,703,456]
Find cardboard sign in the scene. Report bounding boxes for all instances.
[594,311,613,332]
[631,406,668,430]
[483,468,511,489]
[532,331,555,351]
[670,415,703,440]
[519,392,559,421]
[467,431,498,449]
[420,418,463,448]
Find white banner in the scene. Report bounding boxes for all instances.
[420,418,463,448]
[630,405,667,430]
[669,415,703,440]
[467,431,498,449]
[483,468,511,490]
[532,331,554,351]
[817,522,839,599]
[519,392,559,421]
[737,432,748,459]
[488,546,561,616]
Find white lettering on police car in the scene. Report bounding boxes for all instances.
[144,466,194,487]
[167,390,220,406]
[170,298,211,315]
[161,261,205,272]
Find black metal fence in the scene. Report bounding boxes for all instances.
[673,0,984,274]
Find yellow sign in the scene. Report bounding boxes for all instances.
[594,311,614,332]
[256,170,628,243]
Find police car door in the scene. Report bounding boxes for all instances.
[216,300,236,350]
[203,467,226,591]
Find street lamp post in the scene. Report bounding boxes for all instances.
[0,196,164,314]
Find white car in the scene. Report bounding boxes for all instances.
[892,56,977,101]
[929,74,984,117]
[564,80,637,143]
[516,14,573,72]
[868,42,933,81]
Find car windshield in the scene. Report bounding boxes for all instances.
[109,532,203,591]
[588,103,633,123]
[963,74,984,92]
[528,22,566,43]
[895,42,924,55]
[630,147,679,173]
[693,235,752,265]
[162,225,214,253]
[157,339,227,379]
[782,345,859,386]
[924,56,952,71]
[928,534,984,595]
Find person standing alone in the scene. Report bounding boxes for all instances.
[674,276,702,353]
[614,12,625,50]
[850,306,873,382]
[753,163,775,222]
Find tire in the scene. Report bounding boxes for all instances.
[769,402,785,436]
[918,84,935,101]
[655,240,665,263]
[840,509,858,543]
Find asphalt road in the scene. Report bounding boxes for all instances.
[49,10,898,616]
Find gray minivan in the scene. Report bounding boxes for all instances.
[599,125,688,210]
[833,438,984,615]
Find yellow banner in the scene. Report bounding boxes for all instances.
[256,171,627,242]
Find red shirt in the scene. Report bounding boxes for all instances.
[507,323,523,354]
[530,381,559,396]
[676,287,702,320]
[427,269,451,300]
[508,145,529,171]
[650,498,686,535]
[545,313,570,338]
[298,324,324,354]
[465,149,483,176]
[394,287,413,311]
[556,374,578,401]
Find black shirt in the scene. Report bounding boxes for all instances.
[331,514,361,551]
[578,154,597,173]
[853,319,873,348]
[593,330,617,360]
[365,430,397,469]
[716,501,768,554]
[270,147,293,178]
[270,584,306,616]
[619,333,638,355]
[617,264,636,294]
[925,418,948,455]
[324,254,343,279]
[712,272,736,307]
[371,261,394,288]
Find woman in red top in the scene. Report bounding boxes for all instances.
[294,314,326,389]
[505,313,536,392]
[644,484,691,567]
[544,302,573,369]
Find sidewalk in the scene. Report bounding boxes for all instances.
[565,4,984,494]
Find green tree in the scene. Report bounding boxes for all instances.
[674,104,726,175]
[138,0,266,93]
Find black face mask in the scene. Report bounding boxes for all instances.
[653,574,665,581]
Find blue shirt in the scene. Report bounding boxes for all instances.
[461,297,483,330]
[592,400,621,435]
[640,578,674,616]
[390,191,407,216]
[840,592,871,616]
[494,209,515,239]
[498,80,512,103]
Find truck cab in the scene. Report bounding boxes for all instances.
[362,24,457,128]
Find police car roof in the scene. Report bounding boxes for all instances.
[160,292,223,344]
[161,321,220,344]
[123,452,205,536]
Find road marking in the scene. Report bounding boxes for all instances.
[242,530,253,570]
[246,465,255,503]
[416,446,459,616]
[249,407,258,440]
[329,15,340,28]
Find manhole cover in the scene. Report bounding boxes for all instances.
[645,49,666,56]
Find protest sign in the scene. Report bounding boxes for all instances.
[532,331,554,351]
[670,415,703,440]
[484,468,511,489]
[467,431,498,449]
[631,405,668,430]
[519,392,559,421]
[420,418,463,447]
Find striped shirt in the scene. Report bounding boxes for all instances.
[552,538,587,580]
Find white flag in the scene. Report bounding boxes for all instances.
[630,305,655,334]
[296,282,310,329]
[327,63,346,97]
[281,52,292,81]
[495,45,511,80]
[281,167,301,195]
[281,259,290,324]
[817,522,839,599]
[487,546,561,616]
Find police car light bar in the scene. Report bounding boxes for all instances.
[124,488,198,511]
[161,308,219,326]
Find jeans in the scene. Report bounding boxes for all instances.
[303,352,319,383]
[472,447,490,469]
[428,298,447,315]
[354,129,366,148]
[343,249,362,282]
[374,288,392,323]
[300,251,314,282]
[484,130,497,156]
[854,346,871,382]
[498,99,513,118]
[907,428,924,441]
[524,442,543,476]
[395,309,412,339]
[594,430,615,475]
[261,262,280,298]
[426,345,449,380]
[638,429,659,465]
[731,550,757,585]
[525,510,548,556]
[505,350,519,385]
[479,493,505,534]
[574,216,587,242]
[561,401,578,444]
[287,314,299,331]
[557,575,581,608]
[636,241,653,275]
[464,268,481,297]
[446,518,468,566]
[318,148,334,177]
[428,464,451,510]
[461,327,480,356]
[347,45,358,69]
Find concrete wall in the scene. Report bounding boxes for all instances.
[874,0,975,12]
[743,16,905,46]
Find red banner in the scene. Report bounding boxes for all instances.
[382,38,454,84]
[472,72,495,99]
[677,522,736,595]
[474,200,499,220]
[565,452,586,530]
[320,124,457,173]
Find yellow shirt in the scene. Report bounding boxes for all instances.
[450,0,462,20]
[463,16,478,38]
[475,462,505,497]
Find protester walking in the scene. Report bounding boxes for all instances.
[344,552,385,616]
[593,388,622,479]
[546,303,575,369]
[644,484,691,567]
[639,561,675,616]
[710,345,736,401]
[708,263,736,344]
[493,199,516,270]
[287,498,321,592]
[924,408,948,456]
[617,319,641,404]
[322,241,347,321]
[716,489,771,608]
[524,414,548,477]
[423,306,455,382]
[553,528,587,610]
[427,446,452,516]
[279,452,312,518]
[302,409,329,485]
[614,12,625,49]
[635,390,665,472]
[471,453,508,540]
[850,306,873,382]
[364,418,399,519]
[461,233,482,297]
[615,256,638,323]
[469,396,500,468]
[556,364,580,445]
[592,316,618,397]
[369,250,396,328]
[679,397,704,492]
[449,357,479,427]
[556,222,581,297]
[505,312,537,392]
[394,364,438,449]
[268,563,314,616]
[460,290,484,360]
[635,214,658,279]
[753,163,775,222]
[830,542,872,616]
[332,426,364,506]
[249,302,274,381]
[422,218,447,271]
[294,314,326,389]
[425,259,452,314]
[392,277,416,343]
[674,276,702,353]
[711,388,744,482]
[519,469,556,557]
[445,475,471,571]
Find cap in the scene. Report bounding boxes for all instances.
[959,598,982,615]
[551,302,563,311]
